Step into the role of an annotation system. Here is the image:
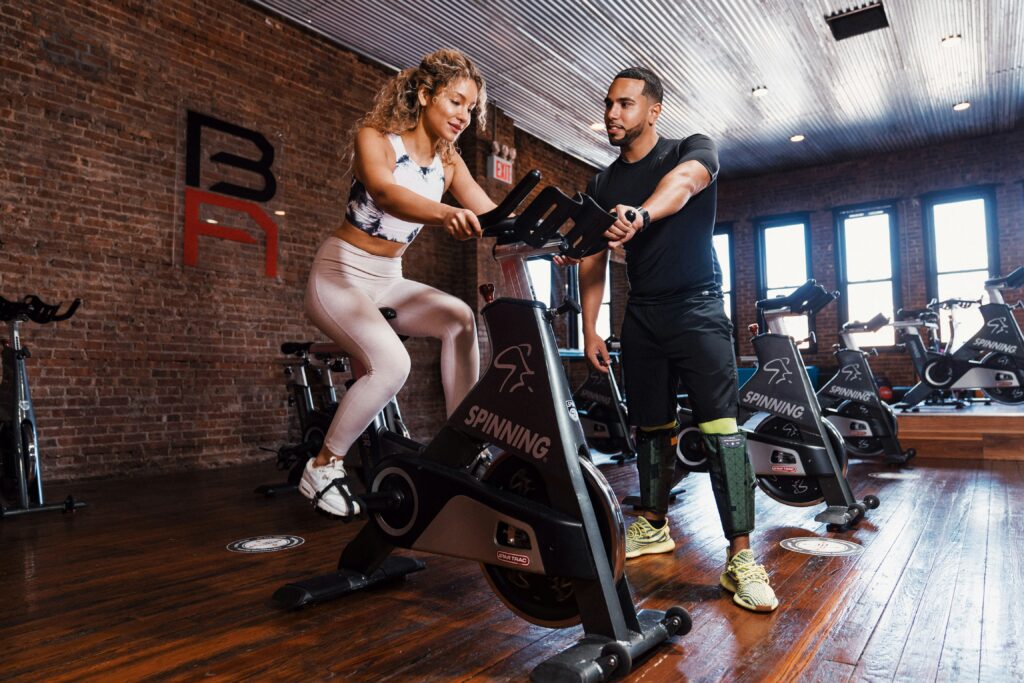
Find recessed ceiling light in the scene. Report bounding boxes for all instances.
[206,218,218,224]
[589,122,605,131]
[790,134,806,143]
[953,101,971,111]
[274,210,287,216]
[751,86,769,98]
[941,34,962,47]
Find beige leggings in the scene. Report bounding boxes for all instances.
[304,237,479,457]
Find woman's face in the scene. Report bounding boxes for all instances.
[419,77,479,142]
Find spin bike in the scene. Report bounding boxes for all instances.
[0,294,86,517]
[897,266,1024,409]
[742,282,879,528]
[817,313,915,465]
[255,328,411,497]
[673,282,879,530]
[273,171,690,681]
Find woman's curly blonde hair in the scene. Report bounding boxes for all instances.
[357,49,487,165]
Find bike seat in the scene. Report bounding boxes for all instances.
[843,312,889,333]
[896,308,938,322]
[985,266,1024,290]
[280,341,315,355]
[756,280,836,316]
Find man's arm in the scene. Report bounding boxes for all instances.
[607,135,719,247]
[640,159,712,222]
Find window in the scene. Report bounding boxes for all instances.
[527,257,553,307]
[923,188,999,350]
[572,262,612,350]
[756,215,813,348]
[835,204,899,347]
[713,225,735,321]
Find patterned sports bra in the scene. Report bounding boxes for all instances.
[345,134,446,244]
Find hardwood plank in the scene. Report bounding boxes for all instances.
[2,455,1021,682]
[980,460,1024,681]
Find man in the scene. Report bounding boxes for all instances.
[577,67,777,612]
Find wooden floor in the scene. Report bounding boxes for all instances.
[2,451,1022,682]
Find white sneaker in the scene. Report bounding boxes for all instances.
[298,458,362,518]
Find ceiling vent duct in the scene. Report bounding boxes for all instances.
[826,2,890,41]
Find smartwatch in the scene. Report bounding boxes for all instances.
[636,206,651,232]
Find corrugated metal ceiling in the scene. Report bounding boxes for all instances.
[249,0,1023,177]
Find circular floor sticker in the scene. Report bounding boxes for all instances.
[227,535,305,553]
[780,537,864,557]
[868,472,921,480]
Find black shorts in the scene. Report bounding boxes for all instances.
[621,294,738,427]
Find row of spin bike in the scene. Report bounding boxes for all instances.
[570,264,1024,499]
[251,170,1022,681]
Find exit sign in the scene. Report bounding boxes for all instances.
[487,154,513,184]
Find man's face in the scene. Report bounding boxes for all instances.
[603,78,659,147]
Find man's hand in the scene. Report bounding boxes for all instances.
[553,254,581,266]
[606,205,643,248]
[584,332,611,373]
[442,207,482,240]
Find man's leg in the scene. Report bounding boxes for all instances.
[671,296,778,612]
[621,305,677,558]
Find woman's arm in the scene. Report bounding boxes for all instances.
[354,128,479,238]
[446,154,498,215]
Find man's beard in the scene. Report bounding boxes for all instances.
[608,121,644,147]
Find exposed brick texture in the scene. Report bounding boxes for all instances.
[1,0,1020,483]
[0,0,599,481]
[717,127,1024,386]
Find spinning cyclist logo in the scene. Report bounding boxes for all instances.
[493,344,536,393]
[839,364,863,382]
[763,358,794,385]
[987,317,1010,335]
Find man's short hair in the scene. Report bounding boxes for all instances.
[614,67,663,103]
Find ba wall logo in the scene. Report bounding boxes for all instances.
[763,358,794,385]
[493,344,536,393]
[183,111,279,277]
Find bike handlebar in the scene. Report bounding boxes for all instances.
[927,297,981,310]
[843,312,889,333]
[0,294,81,324]
[756,280,837,316]
[478,169,615,259]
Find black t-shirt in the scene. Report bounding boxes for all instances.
[586,135,720,305]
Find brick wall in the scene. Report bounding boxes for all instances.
[0,0,602,482]
[2,0,1020,483]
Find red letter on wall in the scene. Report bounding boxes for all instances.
[183,188,279,278]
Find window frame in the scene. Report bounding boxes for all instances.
[921,185,1000,302]
[833,200,902,348]
[754,212,817,353]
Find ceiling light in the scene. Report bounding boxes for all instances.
[952,101,971,111]
[274,210,287,216]
[790,134,806,143]
[941,34,962,47]
[589,122,605,131]
[751,86,769,98]
[205,218,218,224]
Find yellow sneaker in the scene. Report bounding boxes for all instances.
[720,549,779,612]
[624,517,675,559]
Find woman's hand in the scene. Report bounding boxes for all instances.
[442,207,482,240]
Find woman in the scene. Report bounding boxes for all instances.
[300,49,497,517]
